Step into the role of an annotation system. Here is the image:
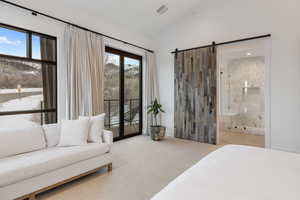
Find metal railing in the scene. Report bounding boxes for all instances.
[104,98,139,128]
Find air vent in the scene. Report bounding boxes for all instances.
[156,5,168,15]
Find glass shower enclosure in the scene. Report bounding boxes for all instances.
[217,39,270,147]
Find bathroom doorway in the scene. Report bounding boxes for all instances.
[217,38,270,148]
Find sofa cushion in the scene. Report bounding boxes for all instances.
[58,119,90,147]
[0,143,110,187]
[79,113,105,143]
[0,126,46,159]
[43,124,61,147]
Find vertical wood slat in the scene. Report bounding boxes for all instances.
[174,47,217,144]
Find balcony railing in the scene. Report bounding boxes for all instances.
[104,98,140,128]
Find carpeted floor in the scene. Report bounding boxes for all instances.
[37,135,217,200]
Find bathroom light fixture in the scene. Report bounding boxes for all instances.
[156,5,168,15]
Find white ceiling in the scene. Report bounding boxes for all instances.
[7,0,202,38]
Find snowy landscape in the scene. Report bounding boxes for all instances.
[0,92,43,128]
[0,57,43,129]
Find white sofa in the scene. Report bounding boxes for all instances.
[0,124,113,200]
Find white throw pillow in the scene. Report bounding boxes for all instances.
[79,113,105,143]
[57,119,90,147]
[0,126,46,159]
[43,123,61,147]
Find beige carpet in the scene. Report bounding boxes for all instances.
[37,136,217,200]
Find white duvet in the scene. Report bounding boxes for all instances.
[152,145,300,200]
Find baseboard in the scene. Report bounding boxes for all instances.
[271,145,300,154]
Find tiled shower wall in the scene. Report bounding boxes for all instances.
[220,56,265,135]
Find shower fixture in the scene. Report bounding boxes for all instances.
[156,5,168,15]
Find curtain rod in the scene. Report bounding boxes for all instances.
[171,34,271,54]
[0,0,155,53]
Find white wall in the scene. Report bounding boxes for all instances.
[156,0,300,152]
[0,2,154,121]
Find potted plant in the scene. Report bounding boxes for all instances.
[147,99,166,141]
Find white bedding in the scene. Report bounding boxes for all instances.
[152,145,300,200]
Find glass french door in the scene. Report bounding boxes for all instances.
[104,47,142,140]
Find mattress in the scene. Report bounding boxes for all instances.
[152,145,300,200]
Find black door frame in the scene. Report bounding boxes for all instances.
[105,47,143,141]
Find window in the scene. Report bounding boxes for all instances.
[0,26,27,57]
[0,24,57,129]
[104,47,142,141]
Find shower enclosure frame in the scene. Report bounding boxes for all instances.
[216,38,271,148]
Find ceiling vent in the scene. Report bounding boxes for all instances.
[156,5,168,15]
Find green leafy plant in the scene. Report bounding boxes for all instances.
[147,99,165,126]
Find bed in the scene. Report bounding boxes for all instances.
[152,145,300,200]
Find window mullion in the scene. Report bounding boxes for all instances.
[27,32,32,58]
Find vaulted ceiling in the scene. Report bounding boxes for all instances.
[7,0,203,38]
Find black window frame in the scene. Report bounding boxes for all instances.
[104,46,143,141]
[0,23,58,125]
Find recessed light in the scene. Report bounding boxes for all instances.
[156,5,168,15]
[246,52,252,56]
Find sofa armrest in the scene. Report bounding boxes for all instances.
[103,129,113,146]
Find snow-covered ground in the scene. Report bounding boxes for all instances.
[0,94,43,129]
[0,94,43,112]
[0,88,42,94]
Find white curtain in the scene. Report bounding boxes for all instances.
[143,52,161,135]
[65,25,104,119]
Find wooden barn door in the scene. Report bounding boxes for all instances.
[174,47,217,144]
